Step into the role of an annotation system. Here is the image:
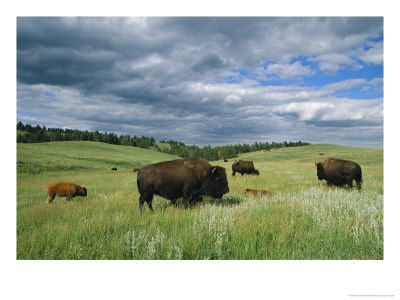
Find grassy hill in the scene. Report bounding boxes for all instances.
[17,141,179,174]
[238,143,382,165]
[17,142,383,260]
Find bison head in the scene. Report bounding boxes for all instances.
[200,166,229,198]
[78,187,88,197]
[315,162,325,180]
[254,169,260,175]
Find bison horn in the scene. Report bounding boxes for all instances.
[211,167,217,175]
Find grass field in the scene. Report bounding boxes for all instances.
[17,141,383,259]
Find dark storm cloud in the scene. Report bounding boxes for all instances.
[192,54,228,72]
[17,17,383,147]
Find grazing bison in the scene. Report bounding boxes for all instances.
[111,167,117,171]
[245,188,272,196]
[232,160,259,176]
[224,159,228,162]
[137,158,229,211]
[315,158,362,191]
[46,182,87,203]
[133,168,141,172]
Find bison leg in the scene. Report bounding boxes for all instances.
[182,192,194,208]
[182,196,189,208]
[241,172,244,176]
[139,191,154,212]
[146,199,154,212]
[47,194,55,204]
[170,199,179,207]
[326,181,332,188]
[232,170,236,176]
[347,180,353,189]
[356,180,362,192]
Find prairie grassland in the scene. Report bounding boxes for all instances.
[17,142,383,259]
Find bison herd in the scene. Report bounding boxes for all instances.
[46,156,362,211]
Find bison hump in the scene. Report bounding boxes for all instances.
[183,159,195,168]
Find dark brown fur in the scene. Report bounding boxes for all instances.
[315,158,362,191]
[245,188,272,196]
[46,182,87,203]
[232,160,259,176]
[111,167,117,171]
[137,158,229,211]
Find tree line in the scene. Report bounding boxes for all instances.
[17,122,155,148]
[17,122,310,161]
[158,139,310,161]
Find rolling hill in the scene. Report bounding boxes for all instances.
[17,141,179,174]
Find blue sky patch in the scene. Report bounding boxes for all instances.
[18,111,56,120]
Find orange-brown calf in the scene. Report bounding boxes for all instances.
[245,188,272,196]
[46,182,87,203]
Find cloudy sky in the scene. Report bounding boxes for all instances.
[17,17,383,148]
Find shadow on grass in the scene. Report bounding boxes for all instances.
[155,194,245,210]
[202,194,245,206]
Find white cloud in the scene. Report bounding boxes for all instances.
[273,102,334,121]
[264,61,315,79]
[358,41,383,65]
[310,54,359,75]
[323,79,368,92]
[273,99,383,125]
[224,94,242,104]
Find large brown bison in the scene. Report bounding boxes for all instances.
[315,158,362,191]
[46,182,87,203]
[232,160,259,176]
[137,158,229,211]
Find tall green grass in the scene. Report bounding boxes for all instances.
[17,142,383,259]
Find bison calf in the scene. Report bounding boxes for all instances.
[245,188,272,196]
[137,158,229,211]
[46,182,87,203]
[315,158,362,191]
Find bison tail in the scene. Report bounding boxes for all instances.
[355,164,362,191]
[137,171,143,193]
[355,164,362,183]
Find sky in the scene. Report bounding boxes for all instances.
[17,17,384,148]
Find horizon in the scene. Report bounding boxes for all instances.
[17,121,383,150]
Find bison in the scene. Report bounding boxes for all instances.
[245,188,272,196]
[315,158,362,191]
[46,182,87,203]
[111,167,117,171]
[232,160,259,176]
[137,157,229,211]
